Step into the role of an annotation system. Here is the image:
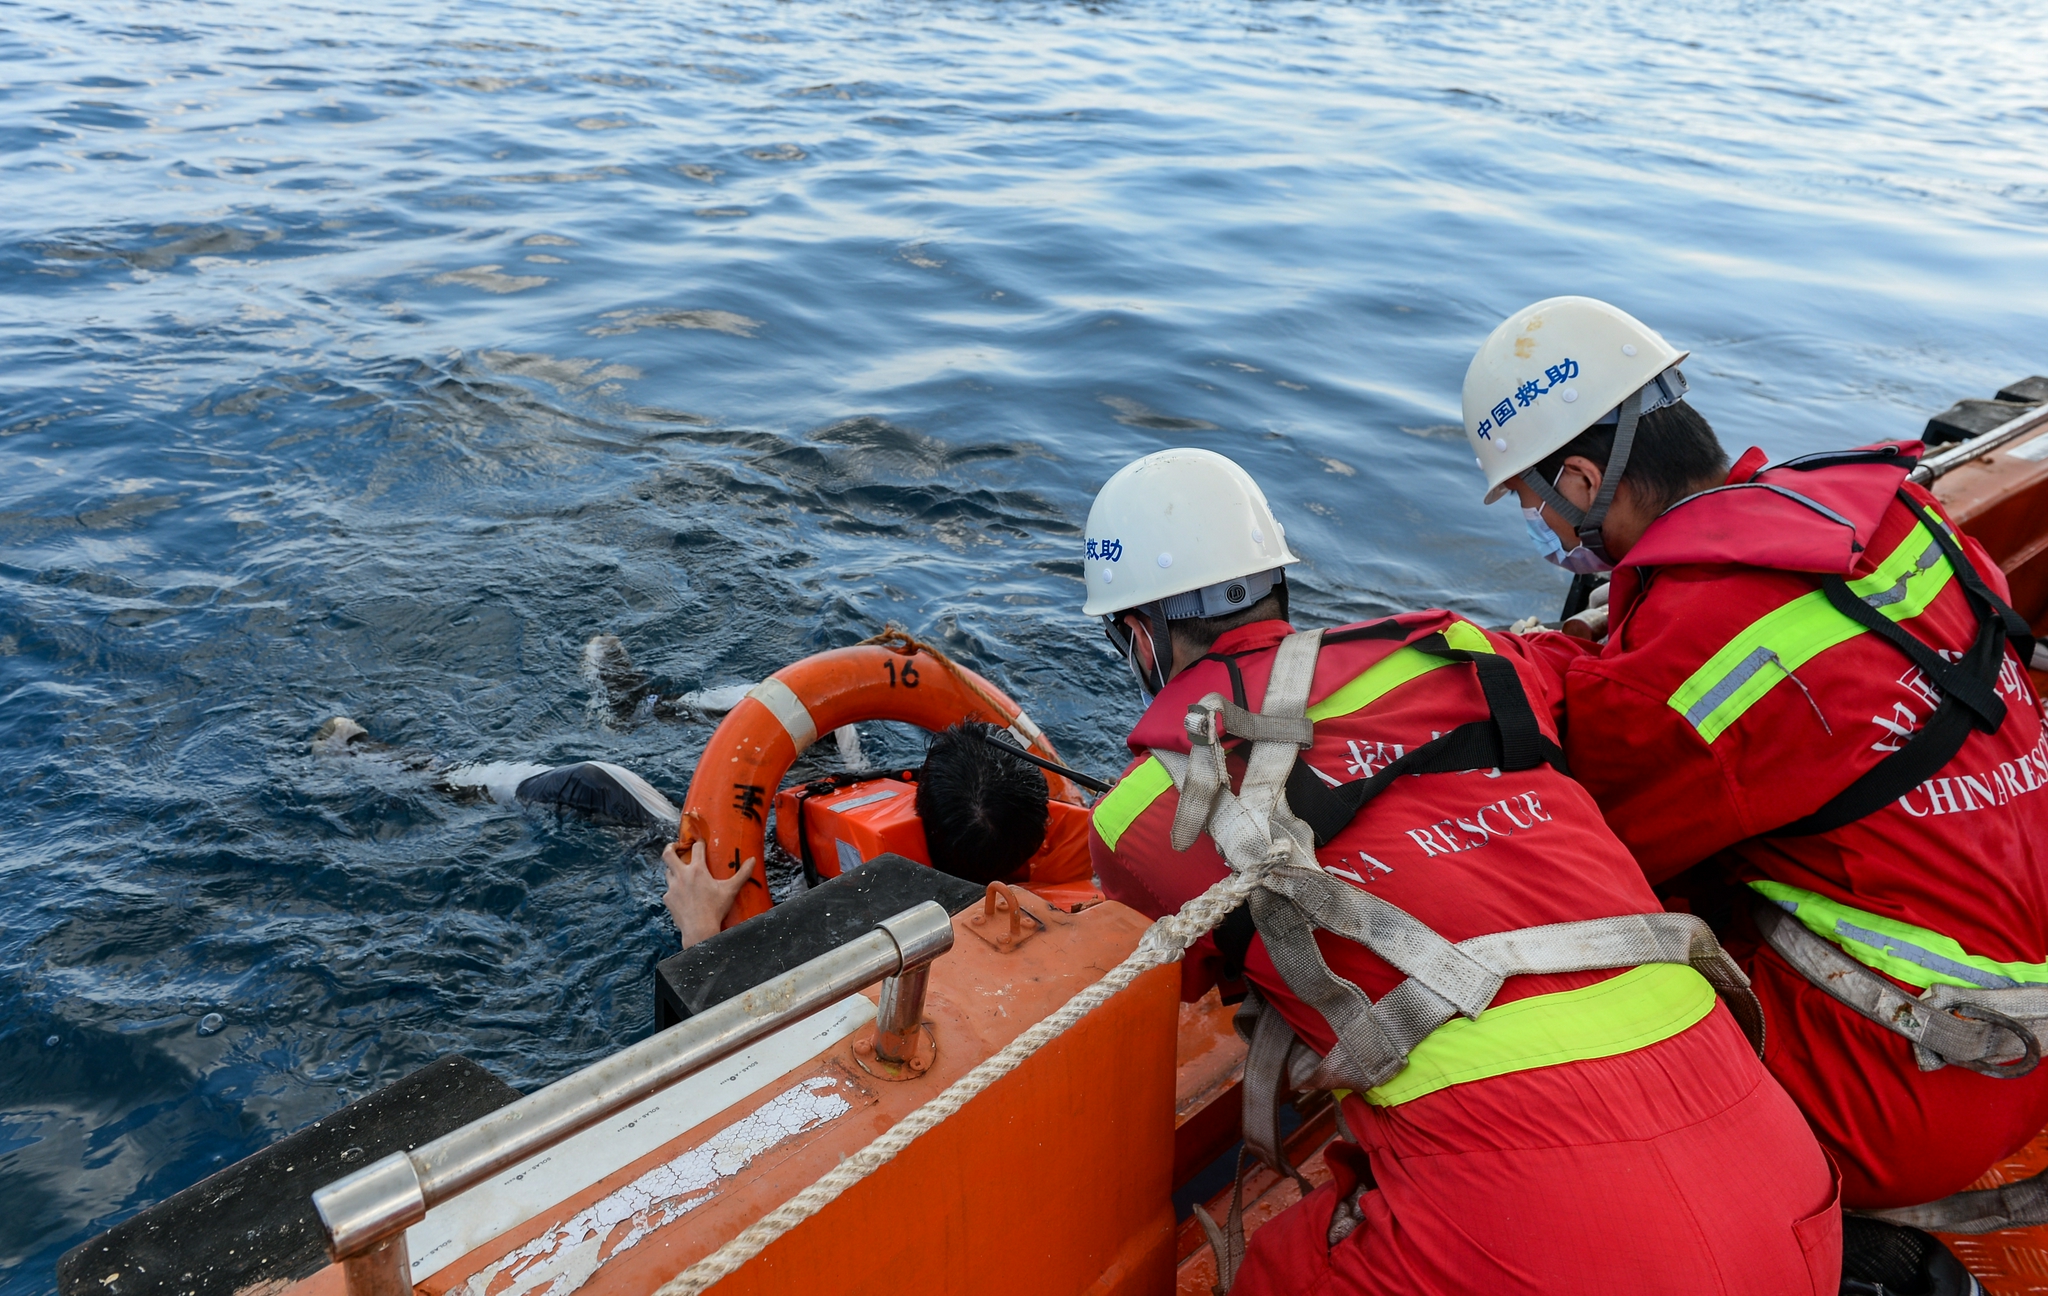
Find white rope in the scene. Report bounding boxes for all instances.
[652,859,1272,1296]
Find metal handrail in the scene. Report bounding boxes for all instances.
[1910,403,2048,485]
[310,901,956,1296]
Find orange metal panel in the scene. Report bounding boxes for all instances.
[280,896,1180,1296]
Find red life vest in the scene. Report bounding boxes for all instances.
[1089,611,1838,1293]
[1092,610,1711,1072]
[1566,441,2048,974]
[1524,440,2048,1207]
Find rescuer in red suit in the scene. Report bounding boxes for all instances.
[1082,447,1838,1295]
[1465,296,2048,1294]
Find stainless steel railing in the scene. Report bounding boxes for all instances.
[1912,403,2048,484]
[310,902,956,1296]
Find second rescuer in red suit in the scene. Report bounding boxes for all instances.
[1517,441,2048,1210]
[1090,608,1839,1295]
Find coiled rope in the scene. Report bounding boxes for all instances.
[650,856,1270,1296]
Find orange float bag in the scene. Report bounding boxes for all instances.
[770,774,1103,911]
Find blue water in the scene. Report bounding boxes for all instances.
[4,0,2046,1285]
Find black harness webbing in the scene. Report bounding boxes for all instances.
[1769,490,2034,837]
[1279,634,1569,848]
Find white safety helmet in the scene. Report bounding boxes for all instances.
[1461,296,1691,560]
[1083,448,1299,695]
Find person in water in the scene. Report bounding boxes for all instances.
[1464,295,2048,1291]
[1081,446,1837,1295]
[663,719,1054,945]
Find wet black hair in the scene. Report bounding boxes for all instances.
[916,721,1050,885]
[1530,400,1731,516]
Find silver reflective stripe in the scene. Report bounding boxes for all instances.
[746,677,818,751]
[1683,646,1784,728]
[1827,913,2021,990]
[1669,481,1859,531]
[1862,543,1942,610]
[831,787,901,813]
[1753,899,2046,1081]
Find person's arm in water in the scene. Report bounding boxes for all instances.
[662,840,754,947]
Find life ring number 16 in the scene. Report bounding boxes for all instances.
[885,659,921,688]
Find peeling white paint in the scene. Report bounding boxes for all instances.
[408,996,873,1281]
[453,1077,854,1296]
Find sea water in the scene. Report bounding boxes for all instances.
[3,0,2046,1285]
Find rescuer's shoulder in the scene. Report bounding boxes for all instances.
[1603,561,1814,670]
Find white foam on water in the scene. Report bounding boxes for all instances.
[677,682,754,714]
[833,723,869,770]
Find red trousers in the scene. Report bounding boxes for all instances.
[1741,940,2048,1209]
[1232,1007,1840,1296]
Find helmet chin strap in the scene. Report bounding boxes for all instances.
[1104,603,1172,700]
[1520,387,1643,565]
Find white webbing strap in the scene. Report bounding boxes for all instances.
[1755,899,2043,1075]
[1236,993,1315,1198]
[1253,876,1766,1090]
[1171,630,1322,851]
[1862,1164,2048,1234]
[1151,630,1764,1091]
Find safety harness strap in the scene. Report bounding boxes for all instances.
[1918,490,2036,664]
[1753,898,2045,1076]
[1282,635,1568,848]
[1769,490,2028,837]
[1816,574,2003,731]
[1235,992,1318,1200]
[1249,870,1763,1091]
[1170,630,1323,853]
[1155,625,1755,1292]
[1862,1165,2048,1235]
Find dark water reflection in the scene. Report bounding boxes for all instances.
[3,0,2046,1283]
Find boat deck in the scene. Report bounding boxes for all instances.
[1940,1132,2048,1294]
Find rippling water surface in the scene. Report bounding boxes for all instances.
[4,0,2046,1284]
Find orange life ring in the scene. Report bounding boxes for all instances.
[677,632,1089,928]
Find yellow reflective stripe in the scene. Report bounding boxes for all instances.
[1749,880,2048,991]
[1442,619,1494,654]
[1365,962,1716,1107]
[1305,621,1495,723]
[1668,520,1957,743]
[1091,755,1173,852]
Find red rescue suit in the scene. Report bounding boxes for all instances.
[1519,442,2048,1209]
[1091,612,1838,1295]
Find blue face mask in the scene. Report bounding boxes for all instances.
[1522,506,1614,575]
